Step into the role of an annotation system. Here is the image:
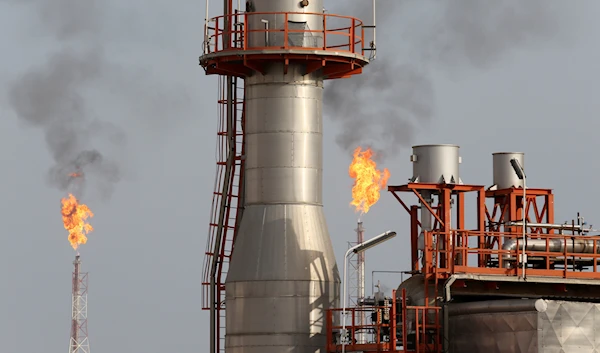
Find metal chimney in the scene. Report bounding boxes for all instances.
[199,0,372,351]
[492,152,525,189]
[409,144,462,254]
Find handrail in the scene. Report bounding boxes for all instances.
[326,289,442,353]
[422,230,600,278]
[202,12,365,56]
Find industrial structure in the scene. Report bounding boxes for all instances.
[68,255,90,353]
[327,145,600,353]
[198,1,600,352]
[347,221,366,344]
[200,0,373,352]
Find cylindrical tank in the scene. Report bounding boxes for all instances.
[411,144,461,185]
[246,0,325,49]
[411,145,461,253]
[396,275,442,326]
[225,49,338,353]
[492,152,524,189]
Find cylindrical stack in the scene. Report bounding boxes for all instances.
[492,152,525,189]
[492,152,525,245]
[225,2,339,352]
[410,144,461,250]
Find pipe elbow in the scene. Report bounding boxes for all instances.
[502,239,518,251]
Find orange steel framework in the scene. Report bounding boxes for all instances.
[326,182,600,353]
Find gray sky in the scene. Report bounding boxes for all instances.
[1,1,598,352]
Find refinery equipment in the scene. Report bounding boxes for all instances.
[68,255,90,353]
[326,145,600,353]
[199,0,374,352]
[347,221,367,344]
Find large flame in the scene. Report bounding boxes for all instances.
[349,147,390,214]
[61,194,94,250]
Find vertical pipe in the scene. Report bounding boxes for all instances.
[442,304,449,353]
[356,221,365,344]
[372,0,377,59]
[410,206,419,272]
[522,178,527,279]
[204,0,210,54]
[342,247,352,353]
[401,289,407,350]
[477,188,486,267]
[391,289,397,348]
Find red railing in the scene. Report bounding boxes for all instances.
[203,12,366,56]
[421,230,600,280]
[326,290,441,353]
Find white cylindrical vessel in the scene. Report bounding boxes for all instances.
[492,152,524,189]
[246,0,325,49]
[411,144,461,185]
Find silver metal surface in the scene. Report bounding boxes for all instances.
[448,299,600,353]
[417,193,433,252]
[225,60,339,353]
[247,0,324,49]
[244,63,323,205]
[226,204,339,353]
[410,144,462,185]
[506,221,588,232]
[492,152,524,189]
[502,238,600,267]
[396,275,441,325]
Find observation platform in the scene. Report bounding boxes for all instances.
[199,12,370,79]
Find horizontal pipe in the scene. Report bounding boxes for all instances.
[448,299,544,316]
[505,222,592,232]
[502,238,600,268]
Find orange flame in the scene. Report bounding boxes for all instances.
[69,172,82,178]
[61,194,94,250]
[349,147,390,214]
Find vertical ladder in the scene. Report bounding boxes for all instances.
[202,7,246,353]
[202,74,245,353]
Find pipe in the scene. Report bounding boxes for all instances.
[442,304,449,353]
[204,0,210,53]
[506,222,590,231]
[342,246,353,353]
[371,270,406,296]
[447,299,545,316]
[443,276,457,304]
[372,0,376,59]
[502,238,600,268]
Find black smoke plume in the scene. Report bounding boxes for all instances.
[325,0,571,158]
[5,0,128,200]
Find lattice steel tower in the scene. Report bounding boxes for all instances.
[68,255,90,353]
[347,221,366,343]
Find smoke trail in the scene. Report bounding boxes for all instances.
[4,0,180,199]
[8,46,122,199]
[325,0,571,157]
